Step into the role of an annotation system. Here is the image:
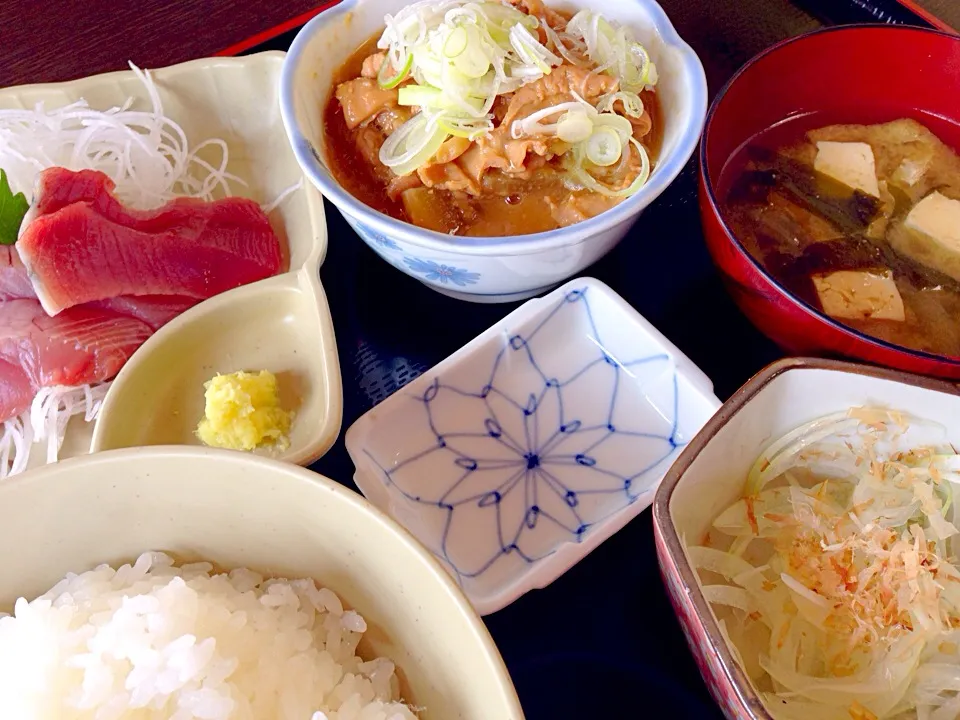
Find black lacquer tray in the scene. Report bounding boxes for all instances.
[236,1,955,716]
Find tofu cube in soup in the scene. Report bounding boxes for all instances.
[721,118,960,357]
[814,141,881,198]
[812,269,906,322]
[888,191,960,282]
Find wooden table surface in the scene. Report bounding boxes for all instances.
[1,0,957,87]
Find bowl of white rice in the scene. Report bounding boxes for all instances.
[0,446,523,720]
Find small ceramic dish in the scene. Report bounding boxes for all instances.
[700,25,960,378]
[652,357,960,720]
[0,446,524,719]
[280,0,707,303]
[345,277,721,615]
[0,52,345,468]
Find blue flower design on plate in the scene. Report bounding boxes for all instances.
[355,222,400,250]
[364,287,687,584]
[404,257,480,286]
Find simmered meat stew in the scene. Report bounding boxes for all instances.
[323,0,662,237]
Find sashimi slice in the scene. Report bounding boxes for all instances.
[91,295,199,331]
[0,360,34,424]
[17,168,283,315]
[23,167,120,223]
[0,299,152,390]
[0,247,34,301]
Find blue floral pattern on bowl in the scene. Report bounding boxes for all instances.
[346,279,721,613]
[353,221,401,251]
[403,258,480,287]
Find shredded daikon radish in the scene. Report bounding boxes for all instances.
[688,407,960,720]
[261,179,303,214]
[0,415,34,479]
[29,383,111,464]
[1,383,112,478]
[0,62,243,208]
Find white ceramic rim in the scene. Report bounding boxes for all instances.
[345,276,722,615]
[279,0,708,257]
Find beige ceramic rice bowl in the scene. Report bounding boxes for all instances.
[0,446,522,719]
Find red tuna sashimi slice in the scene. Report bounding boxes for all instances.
[17,168,282,316]
[0,247,35,301]
[0,360,34,424]
[0,299,152,389]
[25,167,117,220]
[90,295,199,331]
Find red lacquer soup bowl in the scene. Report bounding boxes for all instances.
[699,25,960,379]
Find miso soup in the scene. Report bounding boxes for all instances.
[720,117,960,357]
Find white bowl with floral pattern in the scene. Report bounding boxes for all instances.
[279,0,707,303]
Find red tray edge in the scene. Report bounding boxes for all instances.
[211,0,955,58]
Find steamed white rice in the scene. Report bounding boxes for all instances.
[0,552,419,719]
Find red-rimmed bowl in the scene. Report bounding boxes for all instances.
[699,25,960,379]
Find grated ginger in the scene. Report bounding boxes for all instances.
[197,371,291,452]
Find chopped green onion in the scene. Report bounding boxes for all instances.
[593,112,634,142]
[374,1,658,180]
[585,126,622,167]
[397,84,442,107]
[453,41,491,79]
[596,91,645,118]
[377,0,565,138]
[565,10,658,92]
[543,24,589,67]
[509,24,561,74]
[556,111,593,143]
[379,112,450,177]
[437,115,493,139]
[443,26,468,58]
[377,52,413,89]
[566,137,651,198]
[511,100,591,139]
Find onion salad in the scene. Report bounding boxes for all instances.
[376,1,658,195]
[0,63,295,479]
[687,407,960,720]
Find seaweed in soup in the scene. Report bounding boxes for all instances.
[722,117,960,358]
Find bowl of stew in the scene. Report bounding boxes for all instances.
[280,0,706,303]
[700,25,960,379]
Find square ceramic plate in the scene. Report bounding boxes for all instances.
[0,52,342,470]
[345,277,721,615]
